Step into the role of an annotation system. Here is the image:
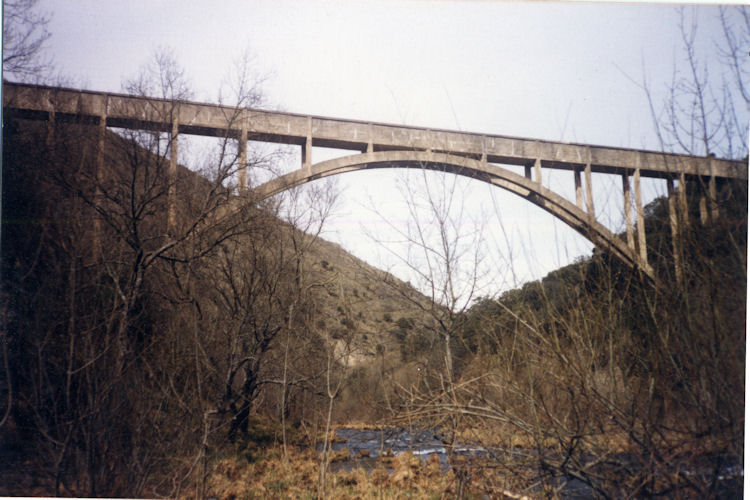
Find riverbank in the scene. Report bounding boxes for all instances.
[204,423,742,500]
[206,446,459,499]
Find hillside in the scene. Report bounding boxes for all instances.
[300,235,433,363]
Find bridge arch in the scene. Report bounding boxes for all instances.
[253,150,654,281]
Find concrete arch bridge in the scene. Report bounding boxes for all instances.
[4,82,747,283]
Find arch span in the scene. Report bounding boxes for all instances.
[253,151,654,280]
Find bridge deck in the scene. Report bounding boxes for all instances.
[3,81,746,181]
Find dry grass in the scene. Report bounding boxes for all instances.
[455,421,734,457]
[203,446,461,499]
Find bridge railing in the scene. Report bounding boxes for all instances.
[4,81,745,180]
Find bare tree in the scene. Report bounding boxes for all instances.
[0,0,52,440]
[1,46,289,496]
[363,163,493,485]
[641,6,748,161]
[355,8,747,497]
[2,0,52,81]
[367,166,489,384]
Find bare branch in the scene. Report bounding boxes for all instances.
[2,0,52,81]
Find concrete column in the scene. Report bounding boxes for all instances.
[533,158,542,184]
[678,171,689,223]
[699,191,708,225]
[622,173,635,251]
[708,156,718,221]
[574,167,583,210]
[168,119,178,232]
[238,127,247,193]
[584,159,595,219]
[366,123,374,153]
[634,165,648,266]
[302,116,312,172]
[524,164,532,180]
[94,110,106,254]
[667,178,683,284]
[45,109,56,147]
[709,176,718,220]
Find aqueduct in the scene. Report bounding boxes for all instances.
[4,82,748,282]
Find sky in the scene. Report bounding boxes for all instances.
[30,0,748,296]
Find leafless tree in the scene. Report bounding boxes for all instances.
[1,46,297,496]
[363,163,494,482]
[390,9,745,498]
[641,5,748,161]
[366,166,489,384]
[2,0,52,81]
[359,8,747,497]
[0,0,51,441]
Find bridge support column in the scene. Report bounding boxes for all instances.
[366,123,374,153]
[584,157,595,220]
[534,158,542,184]
[94,110,106,255]
[574,168,583,210]
[698,158,719,224]
[667,179,683,284]
[622,173,635,251]
[699,191,708,225]
[634,165,648,267]
[707,176,719,221]
[238,127,247,193]
[168,119,178,233]
[709,157,719,221]
[302,116,312,173]
[679,172,689,223]
[45,108,56,147]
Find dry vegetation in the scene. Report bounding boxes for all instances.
[2,74,746,499]
[0,95,445,496]
[1,5,747,498]
[206,447,455,500]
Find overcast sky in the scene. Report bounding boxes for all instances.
[36,0,746,294]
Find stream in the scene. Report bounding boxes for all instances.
[321,427,485,472]
[320,428,743,498]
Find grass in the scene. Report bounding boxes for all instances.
[201,419,738,499]
[204,446,458,499]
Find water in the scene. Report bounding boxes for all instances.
[319,427,485,471]
[320,428,743,498]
